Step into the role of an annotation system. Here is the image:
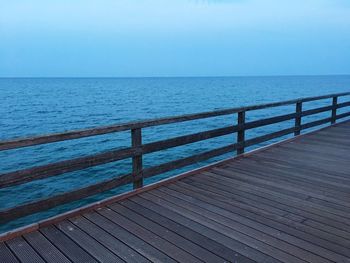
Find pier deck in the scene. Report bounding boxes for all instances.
[1,120,350,263]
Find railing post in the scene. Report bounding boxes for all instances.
[237,110,245,155]
[294,101,302,136]
[331,96,338,124]
[131,128,143,189]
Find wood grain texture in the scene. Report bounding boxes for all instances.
[1,93,349,225]
[1,120,349,263]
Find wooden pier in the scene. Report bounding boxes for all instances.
[0,93,350,262]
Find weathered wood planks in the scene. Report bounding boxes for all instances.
[1,121,350,262]
[1,92,350,226]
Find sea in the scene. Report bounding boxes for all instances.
[1,75,350,233]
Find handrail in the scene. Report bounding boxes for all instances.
[1,91,350,151]
[0,91,350,224]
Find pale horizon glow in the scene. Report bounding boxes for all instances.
[1,0,350,77]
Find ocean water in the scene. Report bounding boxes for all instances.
[1,75,350,233]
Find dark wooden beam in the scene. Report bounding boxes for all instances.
[1,92,349,151]
[237,111,245,155]
[0,173,133,224]
[331,96,338,124]
[132,128,143,189]
[295,102,302,136]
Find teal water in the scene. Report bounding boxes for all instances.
[1,76,350,232]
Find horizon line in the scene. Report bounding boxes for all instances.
[1,73,350,79]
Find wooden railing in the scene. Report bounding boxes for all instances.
[1,92,350,223]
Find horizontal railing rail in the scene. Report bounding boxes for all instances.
[0,91,350,223]
[1,91,350,151]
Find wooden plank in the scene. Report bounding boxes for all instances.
[307,197,350,215]
[159,186,337,263]
[247,146,350,176]
[23,231,71,263]
[207,175,350,241]
[1,116,350,263]
[84,211,177,263]
[253,150,350,179]
[256,143,350,170]
[337,100,350,109]
[303,133,350,144]
[227,160,350,200]
[242,127,295,148]
[299,101,350,118]
[296,133,350,146]
[128,197,259,262]
[0,111,238,152]
[132,128,143,189]
[0,242,19,263]
[277,143,350,165]
[0,173,133,224]
[0,146,135,188]
[120,199,253,263]
[56,220,124,263]
[331,96,338,124]
[193,171,350,220]
[301,117,332,130]
[142,125,237,154]
[186,175,290,217]
[295,102,302,136]
[317,124,350,133]
[156,187,336,263]
[132,195,279,263]
[311,132,350,142]
[229,157,350,195]
[214,166,350,211]
[336,111,350,120]
[237,111,245,154]
[251,144,350,174]
[0,96,348,229]
[212,167,350,222]
[40,226,98,263]
[2,92,348,151]
[301,104,332,117]
[182,174,350,244]
[205,169,350,233]
[97,207,203,263]
[69,216,150,263]
[6,236,45,263]
[296,139,350,154]
[249,141,350,173]
[142,143,236,178]
[181,176,350,255]
[0,125,239,189]
[143,191,301,263]
[291,141,350,157]
[109,202,226,263]
[0,112,237,151]
[0,145,239,242]
[168,180,350,261]
[184,176,297,217]
[244,112,296,131]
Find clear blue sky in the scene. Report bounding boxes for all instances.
[1,0,350,77]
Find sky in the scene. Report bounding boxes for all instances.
[0,0,350,77]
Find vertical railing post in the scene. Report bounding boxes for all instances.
[294,101,302,136]
[331,96,338,124]
[237,110,245,155]
[131,128,143,189]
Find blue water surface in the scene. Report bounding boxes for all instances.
[1,76,350,232]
